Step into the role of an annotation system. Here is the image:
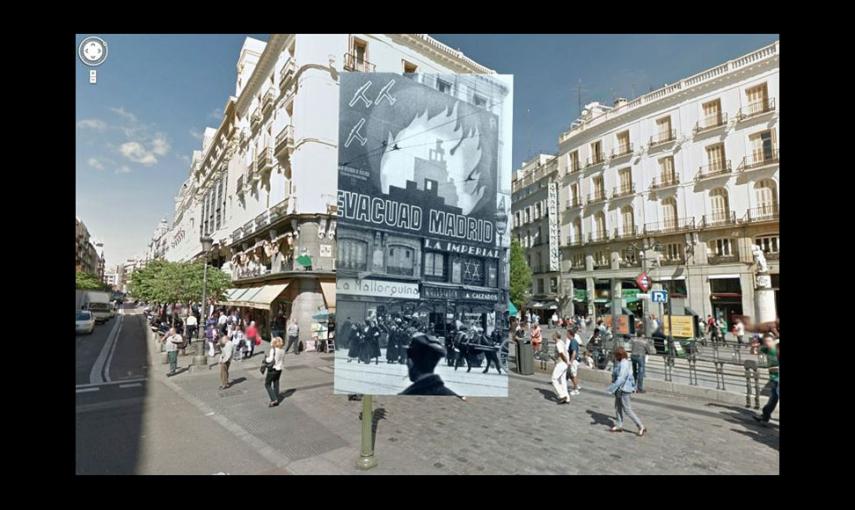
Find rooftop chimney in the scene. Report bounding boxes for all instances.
[614,97,628,108]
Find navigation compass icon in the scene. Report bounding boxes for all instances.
[78,36,108,67]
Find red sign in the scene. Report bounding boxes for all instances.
[636,272,651,293]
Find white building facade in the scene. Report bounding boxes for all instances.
[557,41,779,325]
[152,34,500,341]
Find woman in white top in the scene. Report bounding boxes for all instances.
[264,337,286,407]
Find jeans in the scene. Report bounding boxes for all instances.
[551,361,569,400]
[265,369,282,402]
[761,379,779,421]
[614,390,643,430]
[285,336,299,354]
[630,354,646,392]
[167,351,178,373]
[185,326,196,344]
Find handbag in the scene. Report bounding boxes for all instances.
[260,350,276,374]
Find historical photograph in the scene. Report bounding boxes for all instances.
[335,72,513,396]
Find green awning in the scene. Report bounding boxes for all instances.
[296,255,312,267]
[508,301,518,316]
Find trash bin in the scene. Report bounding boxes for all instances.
[516,340,534,375]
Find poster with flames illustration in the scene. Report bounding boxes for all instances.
[335,73,513,397]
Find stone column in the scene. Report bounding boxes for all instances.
[754,272,777,323]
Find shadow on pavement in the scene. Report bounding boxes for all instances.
[586,409,614,428]
[167,367,190,377]
[535,388,561,402]
[371,407,387,450]
[277,388,296,402]
[229,377,247,387]
[729,426,779,451]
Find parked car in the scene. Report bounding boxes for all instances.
[76,310,95,335]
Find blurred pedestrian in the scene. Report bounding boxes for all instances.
[531,322,543,357]
[607,347,646,436]
[733,319,745,346]
[566,327,582,395]
[263,337,286,407]
[185,313,197,347]
[245,321,259,358]
[551,332,570,404]
[284,318,300,354]
[162,327,183,376]
[630,336,654,393]
[753,333,779,425]
[218,334,234,390]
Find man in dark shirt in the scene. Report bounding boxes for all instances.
[400,333,459,396]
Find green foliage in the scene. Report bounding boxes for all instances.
[509,239,532,311]
[128,259,230,307]
[76,271,110,291]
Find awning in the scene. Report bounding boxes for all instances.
[320,281,335,312]
[218,283,289,310]
[508,301,518,316]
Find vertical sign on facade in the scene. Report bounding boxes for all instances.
[548,181,560,272]
[335,72,513,397]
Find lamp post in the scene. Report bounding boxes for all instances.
[495,197,508,331]
[193,236,214,367]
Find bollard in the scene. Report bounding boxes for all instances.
[714,361,726,391]
[687,354,698,386]
[753,365,761,409]
[356,395,377,470]
[743,360,756,408]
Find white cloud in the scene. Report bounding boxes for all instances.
[119,142,158,166]
[189,128,202,140]
[77,119,107,130]
[209,108,223,120]
[110,107,138,123]
[151,133,170,156]
[87,158,105,171]
[115,165,132,174]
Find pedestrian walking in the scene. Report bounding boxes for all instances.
[218,311,228,336]
[284,318,300,354]
[531,322,543,357]
[234,325,248,360]
[245,321,259,358]
[566,327,582,395]
[753,333,779,425]
[262,337,286,407]
[550,332,570,404]
[630,336,654,393]
[733,319,745,346]
[185,313,197,347]
[606,347,646,436]
[162,327,183,376]
[218,334,234,390]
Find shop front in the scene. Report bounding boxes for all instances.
[709,276,743,328]
[218,283,290,340]
[422,283,501,338]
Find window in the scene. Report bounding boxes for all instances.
[386,245,414,276]
[755,235,780,254]
[570,184,579,206]
[569,151,580,172]
[352,38,367,64]
[536,225,542,245]
[708,238,732,257]
[403,60,417,74]
[534,203,542,220]
[754,179,778,216]
[424,252,446,278]
[622,247,637,265]
[338,239,368,271]
[709,188,730,223]
[460,256,484,286]
[550,277,558,294]
[437,79,452,94]
[616,131,630,154]
[486,260,498,287]
[621,206,634,236]
[594,212,606,239]
[705,143,726,172]
[473,94,487,108]
[514,212,520,228]
[661,197,678,230]
[749,130,776,164]
[525,207,531,223]
[664,243,684,261]
[618,168,632,193]
[594,251,609,267]
[591,141,603,164]
[573,218,582,244]
[659,156,676,183]
[746,83,769,113]
[702,99,722,128]
[593,176,604,199]
[572,253,585,269]
[537,279,545,294]
[656,116,672,141]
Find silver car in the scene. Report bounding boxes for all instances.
[76,310,96,335]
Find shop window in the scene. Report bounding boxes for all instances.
[387,245,414,276]
[460,256,484,286]
[338,238,368,271]
[710,278,741,294]
[424,252,446,279]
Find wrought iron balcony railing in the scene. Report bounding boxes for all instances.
[650,174,680,190]
[274,125,295,159]
[261,87,276,114]
[343,53,376,72]
[610,143,634,160]
[588,231,610,243]
[255,146,273,174]
[278,58,296,93]
[738,98,776,121]
[643,217,696,235]
[694,112,728,134]
[566,197,583,209]
[739,149,779,172]
[701,211,737,228]
[586,155,606,168]
[613,226,639,239]
[696,160,732,180]
[744,205,779,222]
[611,183,636,199]
[587,191,607,204]
[649,129,677,147]
[708,253,739,265]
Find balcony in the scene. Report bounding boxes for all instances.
[694,113,728,135]
[566,237,583,247]
[661,256,686,266]
[643,217,696,235]
[737,98,776,121]
[568,161,582,174]
[696,160,732,181]
[274,124,295,160]
[739,149,779,172]
[649,129,677,148]
[613,226,639,240]
[587,191,607,205]
[587,231,610,244]
[619,258,641,268]
[586,155,606,169]
[744,205,779,223]
[261,88,276,115]
[701,211,737,228]
[343,53,376,72]
[278,58,296,94]
[764,251,779,261]
[708,253,739,265]
[610,143,634,161]
[250,109,262,130]
[566,198,583,209]
[255,146,273,175]
[650,174,680,190]
[611,183,636,199]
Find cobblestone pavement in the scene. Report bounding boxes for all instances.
[159,341,778,475]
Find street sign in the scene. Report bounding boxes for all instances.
[636,272,651,293]
[651,290,669,303]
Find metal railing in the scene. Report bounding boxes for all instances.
[261,88,276,113]
[740,149,779,171]
[694,112,728,134]
[745,205,779,222]
[649,129,677,146]
[738,98,776,120]
[701,211,737,227]
[586,155,606,168]
[343,53,376,72]
[650,173,680,190]
[643,217,696,235]
[611,183,636,199]
[275,125,295,158]
[566,198,583,209]
[587,191,607,204]
[278,58,296,92]
[613,226,639,239]
[588,231,610,243]
[696,160,732,180]
[610,143,633,159]
[707,253,739,265]
[255,146,273,174]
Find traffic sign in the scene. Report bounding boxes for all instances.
[636,272,651,293]
[651,290,669,303]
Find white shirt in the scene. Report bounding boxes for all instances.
[266,347,285,371]
[219,340,234,363]
[554,339,568,364]
[734,322,744,336]
[218,315,228,326]
[185,315,197,327]
[164,334,182,352]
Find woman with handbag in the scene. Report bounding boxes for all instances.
[262,337,285,407]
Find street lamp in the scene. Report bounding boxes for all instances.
[193,236,214,367]
[495,197,508,330]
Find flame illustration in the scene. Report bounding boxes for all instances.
[380,102,484,215]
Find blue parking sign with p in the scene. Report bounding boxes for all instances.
[651,290,668,303]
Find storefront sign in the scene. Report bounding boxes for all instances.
[336,278,420,300]
[423,285,459,301]
[603,314,631,335]
[423,238,499,258]
[462,290,499,302]
[622,289,640,303]
[548,182,560,271]
[663,315,696,338]
[574,289,588,301]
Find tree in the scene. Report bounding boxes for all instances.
[509,239,532,312]
[77,271,110,291]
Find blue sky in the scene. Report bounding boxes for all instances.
[76,33,778,269]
